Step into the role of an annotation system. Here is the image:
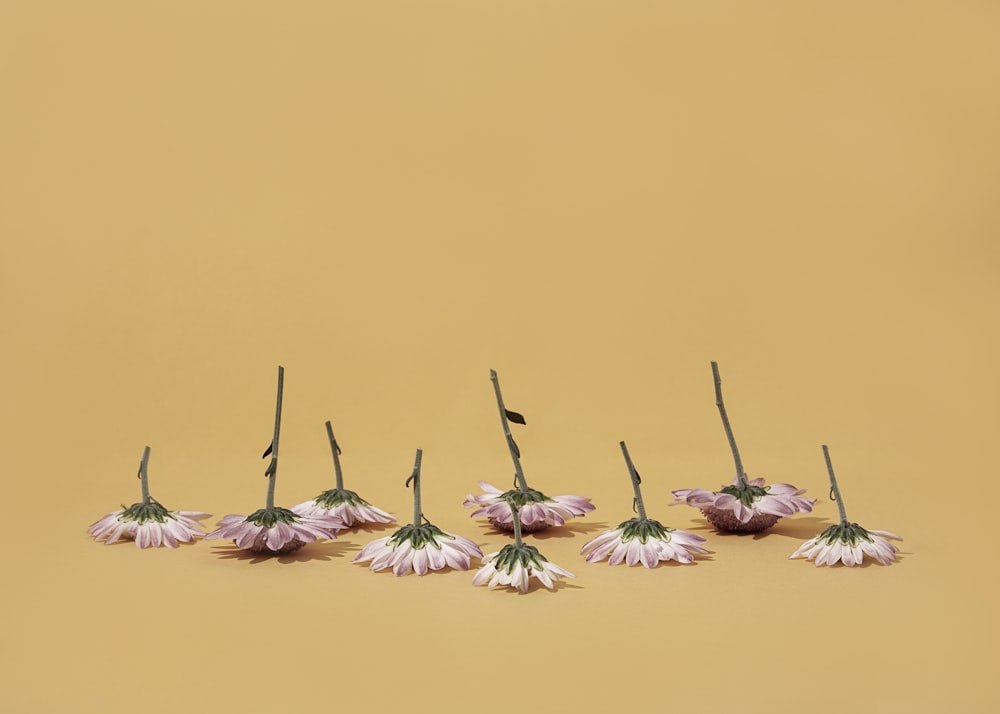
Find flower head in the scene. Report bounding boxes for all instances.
[473,542,575,592]
[355,448,482,575]
[205,507,341,554]
[87,446,210,548]
[291,421,395,530]
[464,480,594,533]
[789,445,902,567]
[672,477,815,533]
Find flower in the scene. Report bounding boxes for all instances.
[353,523,483,575]
[464,480,594,532]
[204,507,342,554]
[672,476,815,533]
[473,543,575,592]
[790,522,902,566]
[581,518,709,567]
[293,489,395,531]
[88,502,211,549]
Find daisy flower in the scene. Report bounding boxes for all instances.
[354,449,483,575]
[464,369,594,533]
[473,502,575,592]
[87,446,210,548]
[205,366,340,554]
[671,361,815,533]
[581,441,709,567]
[292,421,395,529]
[790,445,902,566]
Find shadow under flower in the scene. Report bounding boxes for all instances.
[471,520,610,541]
[210,539,359,564]
[685,515,833,541]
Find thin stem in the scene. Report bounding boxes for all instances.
[265,366,284,510]
[712,361,747,486]
[408,448,423,525]
[138,446,151,504]
[510,502,523,547]
[490,369,528,491]
[822,445,849,524]
[619,441,647,521]
[325,421,344,490]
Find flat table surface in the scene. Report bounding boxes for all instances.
[3,3,998,713]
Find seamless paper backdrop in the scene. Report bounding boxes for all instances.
[2,3,998,713]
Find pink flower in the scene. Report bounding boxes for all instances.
[472,543,575,592]
[88,504,211,548]
[464,480,594,533]
[354,523,483,575]
[204,507,341,554]
[790,523,902,566]
[581,518,709,567]
[672,476,815,533]
[292,489,395,531]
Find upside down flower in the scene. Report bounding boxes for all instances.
[87,446,210,548]
[205,366,340,554]
[790,445,902,566]
[354,449,483,575]
[473,502,575,592]
[465,369,594,533]
[292,421,395,529]
[581,442,709,567]
[671,362,814,532]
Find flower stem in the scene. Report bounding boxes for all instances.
[822,444,849,524]
[265,366,284,510]
[138,446,152,504]
[510,502,523,547]
[407,448,423,525]
[325,421,345,490]
[490,369,528,491]
[619,441,647,521]
[712,361,747,486]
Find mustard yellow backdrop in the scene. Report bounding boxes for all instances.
[3,2,997,713]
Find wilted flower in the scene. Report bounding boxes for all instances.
[204,366,338,555]
[354,449,483,575]
[582,442,709,567]
[473,503,574,592]
[465,369,594,533]
[790,445,903,567]
[671,362,814,533]
[87,446,210,548]
[292,421,395,530]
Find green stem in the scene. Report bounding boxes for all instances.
[490,369,528,491]
[138,446,151,504]
[619,441,647,521]
[408,448,424,525]
[325,421,344,490]
[510,502,523,547]
[822,445,849,524]
[712,361,747,486]
[265,366,284,510]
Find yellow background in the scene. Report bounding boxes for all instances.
[3,2,998,713]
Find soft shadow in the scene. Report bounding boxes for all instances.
[483,578,585,595]
[684,516,833,541]
[210,539,358,564]
[342,521,397,535]
[470,520,610,541]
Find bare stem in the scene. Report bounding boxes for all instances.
[138,446,151,504]
[265,366,284,510]
[822,445,849,524]
[407,448,424,525]
[325,421,344,490]
[712,361,747,486]
[510,502,523,547]
[619,441,648,521]
[490,369,528,491]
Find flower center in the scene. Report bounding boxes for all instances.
[388,523,450,550]
[120,501,170,524]
[719,482,768,507]
[500,488,552,507]
[616,517,671,544]
[244,507,300,528]
[314,488,367,509]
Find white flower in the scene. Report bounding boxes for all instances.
[790,522,902,566]
[581,518,709,567]
[88,502,210,548]
[292,488,395,530]
[354,523,483,575]
[464,480,594,532]
[204,507,341,554]
[473,543,575,592]
[672,476,815,533]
